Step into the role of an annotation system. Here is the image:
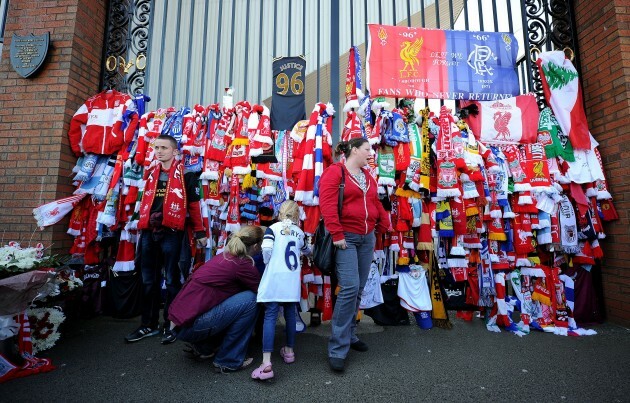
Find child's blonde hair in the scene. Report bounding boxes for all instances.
[278,200,300,225]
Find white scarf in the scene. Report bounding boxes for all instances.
[558,195,580,254]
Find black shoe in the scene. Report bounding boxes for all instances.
[350,340,369,352]
[213,357,254,374]
[183,343,215,360]
[125,326,159,343]
[161,328,177,345]
[309,309,321,327]
[329,357,345,372]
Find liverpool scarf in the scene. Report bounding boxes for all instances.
[138,160,187,231]
[436,106,461,198]
[558,195,580,254]
[523,143,553,193]
[206,107,234,162]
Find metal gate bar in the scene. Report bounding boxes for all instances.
[101,0,581,118]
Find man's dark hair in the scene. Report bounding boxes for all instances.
[156,134,178,149]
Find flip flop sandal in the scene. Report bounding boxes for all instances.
[251,363,274,380]
[279,347,295,364]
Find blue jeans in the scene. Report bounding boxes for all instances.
[178,231,193,280]
[139,229,184,327]
[176,291,259,370]
[262,302,296,353]
[328,231,375,359]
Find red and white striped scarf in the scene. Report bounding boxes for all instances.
[436,106,461,198]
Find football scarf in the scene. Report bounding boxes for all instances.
[405,122,422,184]
[436,106,461,198]
[558,195,580,254]
[523,143,553,193]
[377,146,396,186]
[428,252,452,329]
[225,173,242,233]
[537,107,575,161]
[206,107,234,162]
[137,160,187,231]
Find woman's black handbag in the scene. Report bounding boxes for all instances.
[312,167,345,276]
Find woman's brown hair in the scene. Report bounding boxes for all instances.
[333,137,369,159]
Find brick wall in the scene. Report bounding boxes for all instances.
[574,0,630,326]
[0,0,107,252]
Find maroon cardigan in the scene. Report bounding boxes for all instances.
[168,253,261,327]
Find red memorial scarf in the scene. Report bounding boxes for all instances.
[138,161,187,231]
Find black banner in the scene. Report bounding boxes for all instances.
[270,56,306,130]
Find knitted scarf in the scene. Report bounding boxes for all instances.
[478,237,496,307]
[294,116,319,205]
[377,146,396,186]
[537,107,575,162]
[181,105,207,156]
[593,148,612,200]
[225,173,242,233]
[93,155,117,202]
[558,195,580,254]
[405,122,422,184]
[74,155,109,196]
[33,194,87,229]
[436,106,461,198]
[523,143,553,193]
[502,145,530,193]
[428,251,452,329]
[224,102,252,175]
[206,107,234,162]
[419,107,432,191]
[137,161,187,231]
[74,153,100,182]
[312,115,326,205]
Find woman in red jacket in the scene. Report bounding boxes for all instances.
[168,225,264,373]
[318,137,390,372]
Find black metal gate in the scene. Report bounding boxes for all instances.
[101,0,580,114]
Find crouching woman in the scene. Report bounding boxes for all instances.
[169,225,264,373]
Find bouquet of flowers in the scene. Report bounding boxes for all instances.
[0,242,67,279]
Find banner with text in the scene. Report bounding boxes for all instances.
[366,24,519,101]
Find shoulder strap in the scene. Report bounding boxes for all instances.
[338,165,345,217]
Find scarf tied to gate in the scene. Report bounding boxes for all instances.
[558,195,580,254]
[436,106,461,198]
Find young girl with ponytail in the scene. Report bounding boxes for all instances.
[251,201,310,381]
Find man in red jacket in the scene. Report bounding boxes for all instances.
[125,135,207,345]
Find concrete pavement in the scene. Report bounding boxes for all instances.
[3,312,630,402]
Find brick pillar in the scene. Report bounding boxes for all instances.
[0,0,107,252]
[574,0,630,326]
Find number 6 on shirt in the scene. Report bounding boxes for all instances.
[285,241,299,271]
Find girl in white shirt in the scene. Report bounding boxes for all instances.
[251,201,309,381]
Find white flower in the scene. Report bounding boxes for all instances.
[27,307,65,354]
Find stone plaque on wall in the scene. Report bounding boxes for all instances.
[10,33,50,78]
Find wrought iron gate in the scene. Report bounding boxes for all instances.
[101,0,580,119]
